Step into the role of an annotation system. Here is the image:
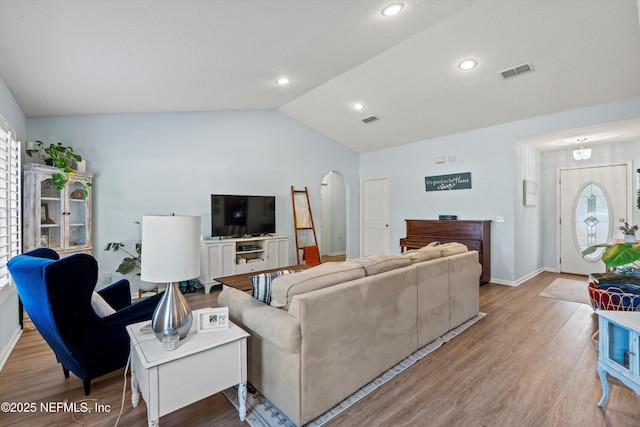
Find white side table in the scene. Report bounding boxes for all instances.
[126,320,249,426]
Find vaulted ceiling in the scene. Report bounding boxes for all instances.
[1,0,639,153]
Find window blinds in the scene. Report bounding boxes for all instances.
[0,118,21,289]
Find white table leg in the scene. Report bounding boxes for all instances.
[238,382,247,421]
[131,361,139,408]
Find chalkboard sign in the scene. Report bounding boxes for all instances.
[425,172,472,191]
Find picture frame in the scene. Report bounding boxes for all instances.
[40,202,55,224]
[40,203,49,223]
[195,307,229,333]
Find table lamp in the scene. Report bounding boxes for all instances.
[141,214,201,350]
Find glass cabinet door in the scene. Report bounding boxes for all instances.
[608,322,631,370]
[66,179,90,249]
[39,177,62,250]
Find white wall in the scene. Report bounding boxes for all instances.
[0,78,26,137]
[360,124,517,282]
[0,76,25,370]
[514,142,542,281]
[360,96,640,284]
[27,110,360,289]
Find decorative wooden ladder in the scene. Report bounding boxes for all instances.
[291,186,321,266]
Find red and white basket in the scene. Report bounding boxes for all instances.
[588,282,640,312]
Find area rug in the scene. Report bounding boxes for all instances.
[222,312,486,427]
[539,278,590,305]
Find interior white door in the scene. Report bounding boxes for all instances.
[559,163,630,275]
[361,177,390,256]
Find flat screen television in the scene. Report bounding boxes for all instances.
[211,194,276,238]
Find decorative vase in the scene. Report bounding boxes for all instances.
[151,282,193,350]
[625,234,636,244]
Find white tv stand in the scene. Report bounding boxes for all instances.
[198,235,289,294]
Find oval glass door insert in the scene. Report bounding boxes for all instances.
[575,183,610,261]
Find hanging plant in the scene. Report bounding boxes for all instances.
[26,140,92,195]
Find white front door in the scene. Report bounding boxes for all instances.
[361,177,390,256]
[558,162,632,275]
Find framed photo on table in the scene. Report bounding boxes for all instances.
[195,307,229,333]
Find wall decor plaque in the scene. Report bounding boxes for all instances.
[425,172,472,191]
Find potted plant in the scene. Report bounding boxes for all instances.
[619,222,639,244]
[583,239,640,272]
[105,222,160,294]
[104,240,142,275]
[25,140,92,195]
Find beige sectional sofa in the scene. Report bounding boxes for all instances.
[218,243,482,426]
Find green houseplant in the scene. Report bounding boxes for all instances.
[583,240,640,270]
[105,221,142,275]
[26,140,92,195]
[105,222,162,293]
[104,240,142,275]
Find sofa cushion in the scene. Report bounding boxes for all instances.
[439,242,469,257]
[351,254,411,275]
[402,247,442,264]
[250,269,304,304]
[270,261,365,310]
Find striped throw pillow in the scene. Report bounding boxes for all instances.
[250,269,303,304]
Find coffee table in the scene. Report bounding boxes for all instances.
[126,320,249,426]
[216,264,310,291]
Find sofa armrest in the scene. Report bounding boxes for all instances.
[449,251,481,328]
[218,288,301,353]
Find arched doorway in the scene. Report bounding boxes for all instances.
[320,172,347,262]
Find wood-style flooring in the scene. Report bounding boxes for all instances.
[1,271,639,426]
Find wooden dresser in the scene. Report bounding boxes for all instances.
[400,219,491,284]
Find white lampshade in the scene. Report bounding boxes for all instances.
[141,215,201,283]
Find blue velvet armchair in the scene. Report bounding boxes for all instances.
[7,248,164,395]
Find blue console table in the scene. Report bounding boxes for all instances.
[596,310,640,406]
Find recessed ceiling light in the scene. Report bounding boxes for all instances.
[276,77,291,85]
[381,3,403,16]
[353,103,365,111]
[458,59,477,70]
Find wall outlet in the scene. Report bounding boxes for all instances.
[496,215,505,223]
[103,272,112,283]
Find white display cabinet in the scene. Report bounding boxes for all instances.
[23,164,93,257]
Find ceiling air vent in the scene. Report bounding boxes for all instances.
[362,115,378,123]
[500,62,534,79]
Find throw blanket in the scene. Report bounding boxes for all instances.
[303,246,321,266]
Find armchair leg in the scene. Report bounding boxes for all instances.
[83,380,91,396]
[63,367,69,378]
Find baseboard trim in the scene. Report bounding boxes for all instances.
[327,251,346,257]
[0,326,22,372]
[489,268,546,287]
